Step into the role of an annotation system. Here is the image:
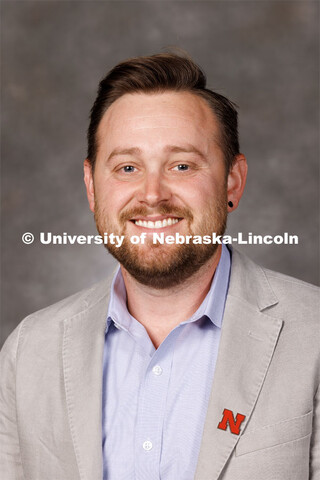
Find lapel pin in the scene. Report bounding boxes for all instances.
[217,408,246,435]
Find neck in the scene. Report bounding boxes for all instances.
[120,245,222,348]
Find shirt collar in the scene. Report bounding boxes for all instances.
[106,244,231,332]
[106,267,130,333]
[181,243,231,328]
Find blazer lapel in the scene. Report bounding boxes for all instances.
[195,249,283,480]
[62,279,111,480]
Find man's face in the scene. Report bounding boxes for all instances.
[85,91,237,288]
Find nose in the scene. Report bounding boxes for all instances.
[136,172,171,207]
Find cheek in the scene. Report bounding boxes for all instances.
[175,177,221,208]
[95,179,135,212]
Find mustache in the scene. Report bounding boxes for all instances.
[119,204,194,223]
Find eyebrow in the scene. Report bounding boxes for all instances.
[107,144,207,162]
[164,145,207,160]
[107,147,142,162]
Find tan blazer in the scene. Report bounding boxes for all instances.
[0,249,319,480]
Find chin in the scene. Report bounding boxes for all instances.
[107,241,219,289]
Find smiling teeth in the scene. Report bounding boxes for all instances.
[134,218,180,228]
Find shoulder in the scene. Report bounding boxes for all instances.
[262,270,319,363]
[263,266,319,302]
[26,275,113,324]
[229,247,319,320]
[262,267,319,330]
[1,275,113,355]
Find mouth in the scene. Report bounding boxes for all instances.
[130,216,183,229]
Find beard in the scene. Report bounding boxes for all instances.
[94,193,228,289]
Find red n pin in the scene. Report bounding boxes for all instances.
[217,408,246,435]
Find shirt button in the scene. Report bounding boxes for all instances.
[143,440,153,451]
[152,365,163,376]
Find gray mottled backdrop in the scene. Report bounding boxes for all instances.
[1,1,319,347]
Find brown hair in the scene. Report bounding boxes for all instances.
[87,53,240,171]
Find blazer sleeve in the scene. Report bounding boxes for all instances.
[0,325,24,480]
[310,383,320,479]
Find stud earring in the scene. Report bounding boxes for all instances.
[228,201,233,208]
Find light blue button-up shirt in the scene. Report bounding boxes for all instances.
[102,244,231,480]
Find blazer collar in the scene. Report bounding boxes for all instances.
[195,248,283,480]
[63,277,112,480]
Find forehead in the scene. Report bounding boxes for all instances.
[96,91,221,154]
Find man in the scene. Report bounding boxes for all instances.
[0,53,319,480]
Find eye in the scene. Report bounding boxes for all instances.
[121,165,136,173]
[173,164,189,171]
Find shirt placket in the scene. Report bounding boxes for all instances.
[134,333,177,480]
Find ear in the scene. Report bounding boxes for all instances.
[227,154,248,212]
[84,159,95,213]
